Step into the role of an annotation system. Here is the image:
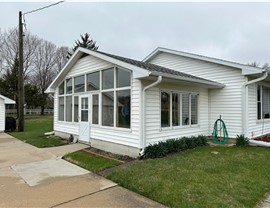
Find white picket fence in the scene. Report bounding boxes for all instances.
[6,109,54,115]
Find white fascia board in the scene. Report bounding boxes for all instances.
[45,49,83,94]
[142,47,160,62]
[143,47,263,73]
[241,67,264,75]
[45,48,150,94]
[79,48,149,78]
[0,95,15,104]
[150,72,225,89]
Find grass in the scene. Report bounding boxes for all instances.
[8,115,66,148]
[63,151,121,173]
[107,146,270,208]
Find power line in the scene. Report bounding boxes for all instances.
[23,1,64,15]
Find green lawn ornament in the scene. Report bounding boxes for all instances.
[212,115,229,144]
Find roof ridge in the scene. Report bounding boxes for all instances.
[153,47,263,70]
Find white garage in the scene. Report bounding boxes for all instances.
[0,95,16,132]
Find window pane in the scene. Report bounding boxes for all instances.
[258,102,261,120]
[58,97,64,121]
[59,82,64,95]
[161,92,170,127]
[74,96,79,122]
[66,78,72,94]
[66,96,72,122]
[172,93,179,126]
[191,94,198,125]
[257,85,261,120]
[74,75,85,93]
[81,110,88,122]
[182,94,190,126]
[117,90,130,128]
[92,94,99,124]
[81,97,88,109]
[102,68,114,89]
[87,71,100,91]
[102,91,114,126]
[81,97,88,122]
[117,68,131,88]
[262,86,270,119]
[257,85,261,101]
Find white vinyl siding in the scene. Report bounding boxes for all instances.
[149,52,245,138]
[144,81,209,145]
[0,98,5,132]
[53,55,140,148]
[248,83,270,138]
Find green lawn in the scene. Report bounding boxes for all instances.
[9,115,66,148]
[107,146,270,208]
[63,151,121,173]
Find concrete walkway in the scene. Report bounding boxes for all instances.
[0,133,164,207]
[259,193,270,208]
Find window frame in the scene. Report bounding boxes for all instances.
[160,90,199,129]
[100,67,131,129]
[257,84,270,121]
[57,67,132,130]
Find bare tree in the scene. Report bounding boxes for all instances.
[0,29,4,75]
[1,27,40,77]
[262,63,269,70]
[32,39,57,115]
[55,46,69,73]
[248,62,270,69]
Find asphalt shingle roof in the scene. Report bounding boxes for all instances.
[97,51,223,86]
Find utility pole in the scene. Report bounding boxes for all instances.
[18,11,24,131]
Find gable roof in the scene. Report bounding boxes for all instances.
[97,51,224,87]
[0,95,15,104]
[46,47,224,93]
[143,47,264,75]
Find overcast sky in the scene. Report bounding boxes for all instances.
[1,2,270,65]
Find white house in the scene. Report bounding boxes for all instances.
[46,47,269,157]
[0,95,16,132]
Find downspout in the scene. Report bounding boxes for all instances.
[139,75,162,156]
[242,70,268,137]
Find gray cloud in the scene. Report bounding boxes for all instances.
[1,2,269,65]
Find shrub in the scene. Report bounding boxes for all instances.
[143,135,208,159]
[183,136,196,149]
[144,142,168,158]
[236,134,249,146]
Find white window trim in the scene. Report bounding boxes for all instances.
[257,84,270,121]
[57,66,132,130]
[160,90,199,129]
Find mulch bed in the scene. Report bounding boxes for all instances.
[254,135,270,142]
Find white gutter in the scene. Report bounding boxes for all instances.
[242,71,268,137]
[139,76,162,156]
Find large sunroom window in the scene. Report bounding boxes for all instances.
[101,68,131,128]
[161,91,198,128]
[257,85,270,120]
[57,67,131,129]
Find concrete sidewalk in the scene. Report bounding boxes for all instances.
[0,133,164,207]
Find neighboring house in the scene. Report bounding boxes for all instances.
[0,95,16,132]
[46,47,269,157]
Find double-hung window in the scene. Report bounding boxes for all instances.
[257,85,270,120]
[161,91,199,128]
